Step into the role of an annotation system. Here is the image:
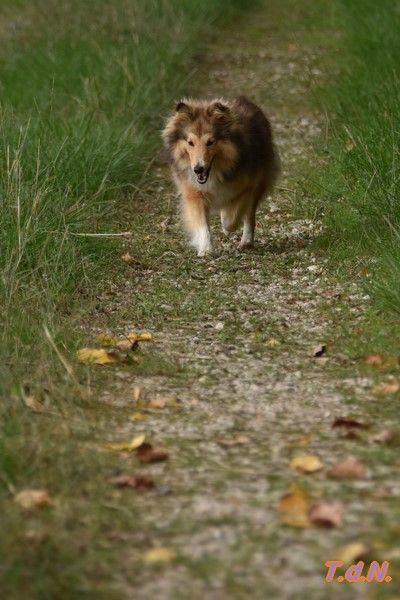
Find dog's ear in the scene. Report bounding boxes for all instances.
[207,101,231,118]
[175,101,192,114]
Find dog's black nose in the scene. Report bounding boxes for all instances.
[194,163,205,175]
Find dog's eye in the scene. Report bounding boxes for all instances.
[206,140,214,146]
[187,140,194,146]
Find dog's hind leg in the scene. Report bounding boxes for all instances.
[238,203,256,249]
[238,185,266,250]
[220,206,241,236]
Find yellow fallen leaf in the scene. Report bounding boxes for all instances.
[105,433,146,452]
[143,547,177,563]
[147,396,180,409]
[265,338,280,348]
[129,412,147,421]
[77,348,117,365]
[96,333,118,347]
[289,454,323,473]
[336,542,368,564]
[133,386,141,403]
[278,484,311,528]
[127,332,152,342]
[15,489,53,510]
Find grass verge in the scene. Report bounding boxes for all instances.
[0,1,255,596]
[309,0,400,316]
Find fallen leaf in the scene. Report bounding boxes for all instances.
[218,434,251,447]
[289,454,323,473]
[336,542,368,564]
[287,42,299,53]
[363,354,384,366]
[332,417,369,430]
[96,333,118,347]
[129,412,147,421]
[14,489,53,510]
[265,338,280,348]
[110,474,155,490]
[133,386,141,403]
[312,344,326,358]
[278,484,311,528]
[327,458,365,480]
[374,380,400,395]
[121,253,137,264]
[136,443,169,463]
[309,500,344,528]
[127,332,152,343]
[345,139,355,152]
[105,433,146,452]
[369,429,398,445]
[116,339,135,351]
[143,547,177,563]
[23,395,46,412]
[77,348,117,365]
[147,396,180,410]
[290,433,314,448]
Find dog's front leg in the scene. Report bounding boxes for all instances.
[181,184,211,256]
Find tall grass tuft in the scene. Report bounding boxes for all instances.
[0,0,253,398]
[311,0,400,311]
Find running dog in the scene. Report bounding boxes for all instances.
[162,96,280,256]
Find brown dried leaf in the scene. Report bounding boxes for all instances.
[110,474,155,490]
[374,380,400,395]
[121,253,137,264]
[327,458,365,480]
[289,454,323,473]
[278,484,311,528]
[369,429,398,445]
[218,434,251,447]
[363,354,384,366]
[23,395,46,412]
[136,443,169,463]
[77,348,118,365]
[309,500,344,528]
[332,417,369,430]
[116,339,135,351]
[14,489,53,510]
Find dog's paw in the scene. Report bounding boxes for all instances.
[197,247,212,257]
[238,240,254,251]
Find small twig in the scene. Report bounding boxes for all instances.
[68,231,132,238]
[44,325,76,382]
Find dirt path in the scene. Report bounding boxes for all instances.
[85,3,395,599]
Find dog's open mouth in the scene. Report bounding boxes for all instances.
[196,171,209,184]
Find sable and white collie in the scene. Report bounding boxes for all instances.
[162,96,280,256]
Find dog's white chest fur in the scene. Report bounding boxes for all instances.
[188,170,235,211]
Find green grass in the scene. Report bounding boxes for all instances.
[0,1,255,596]
[309,0,400,314]
[0,0,252,399]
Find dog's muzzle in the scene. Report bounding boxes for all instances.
[193,163,209,184]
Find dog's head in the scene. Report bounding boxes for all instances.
[162,99,237,184]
